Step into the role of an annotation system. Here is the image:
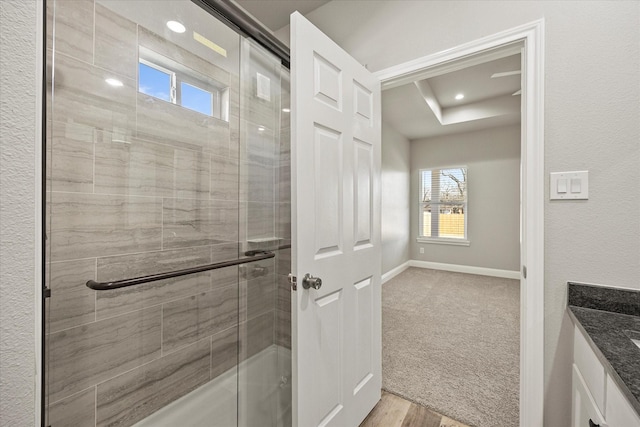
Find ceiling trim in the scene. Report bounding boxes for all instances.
[413,78,520,128]
[414,80,443,123]
[441,94,520,125]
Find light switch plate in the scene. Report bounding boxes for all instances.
[550,171,589,200]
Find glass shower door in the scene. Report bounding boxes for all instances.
[44,1,245,425]
[237,39,292,427]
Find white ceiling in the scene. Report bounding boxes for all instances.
[429,55,521,108]
[383,54,522,141]
[235,0,330,32]
[233,1,521,141]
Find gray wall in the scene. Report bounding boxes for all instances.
[0,1,39,425]
[381,121,411,275]
[411,125,520,271]
[287,2,640,425]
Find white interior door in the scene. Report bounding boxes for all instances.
[290,11,382,427]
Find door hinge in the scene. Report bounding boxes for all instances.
[43,287,51,299]
[288,273,297,291]
[522,265,527,279]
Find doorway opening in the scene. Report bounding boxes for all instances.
[374,20,545,427]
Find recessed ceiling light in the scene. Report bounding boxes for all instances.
[105,78,123,87]
[455,93,464,100]
[167,20,186,33]
[282,108,290,113]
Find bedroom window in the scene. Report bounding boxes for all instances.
[418,167,469,245]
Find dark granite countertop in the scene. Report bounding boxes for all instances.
[567,282,640,416]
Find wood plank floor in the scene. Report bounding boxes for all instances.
[360,391,470,427]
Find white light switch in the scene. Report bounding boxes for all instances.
[557,179,567,193]
[570,178,581,193]
[550,171,589,200]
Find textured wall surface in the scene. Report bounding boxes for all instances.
[410,125,521,271]
[381,122,410,274]
[291,1,640,425]
[0,0,39,425]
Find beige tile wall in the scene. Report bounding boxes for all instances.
[45,1,291,426]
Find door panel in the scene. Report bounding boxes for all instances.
[291,11,381,427]
[354,139,373,248]
[314,53,343,110]
[312,289,345,427]
[313,124,343,257]
[352,276,374,396]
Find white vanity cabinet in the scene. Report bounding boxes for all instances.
[606,375,640,427]
[572,326,640,427]
[573,327,607,426]
[573,364,606,427]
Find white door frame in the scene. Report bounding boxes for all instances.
[35,1,45,425]
[374,20,545,427]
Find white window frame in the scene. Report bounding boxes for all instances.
[417,166,470,246]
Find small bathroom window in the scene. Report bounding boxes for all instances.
[138,47,228,121]
[138,61,172,102]
[180,82,213,116]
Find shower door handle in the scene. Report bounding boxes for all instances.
[302,273,322,290]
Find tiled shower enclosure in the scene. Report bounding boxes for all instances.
[43,1,291,426]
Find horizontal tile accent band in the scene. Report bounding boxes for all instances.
[87,252,275,291]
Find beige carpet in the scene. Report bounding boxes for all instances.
[382,268,520,427]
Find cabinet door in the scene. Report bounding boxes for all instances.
[605,375,640,427]
[573,364,607,427]
[574,326,606,414]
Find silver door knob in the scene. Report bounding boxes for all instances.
[302,273,322,290]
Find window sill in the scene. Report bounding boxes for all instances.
[416,237,470,246]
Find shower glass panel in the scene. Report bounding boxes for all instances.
[43,1,291,426]
[237,39,292,427]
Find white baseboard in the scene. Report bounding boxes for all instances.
[409,260,520,280]
[381,261,411,284]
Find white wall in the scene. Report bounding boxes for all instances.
[381,121,410,274]
[289,2,640,426]
[411,125,520,271]
[0,0,40,425]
